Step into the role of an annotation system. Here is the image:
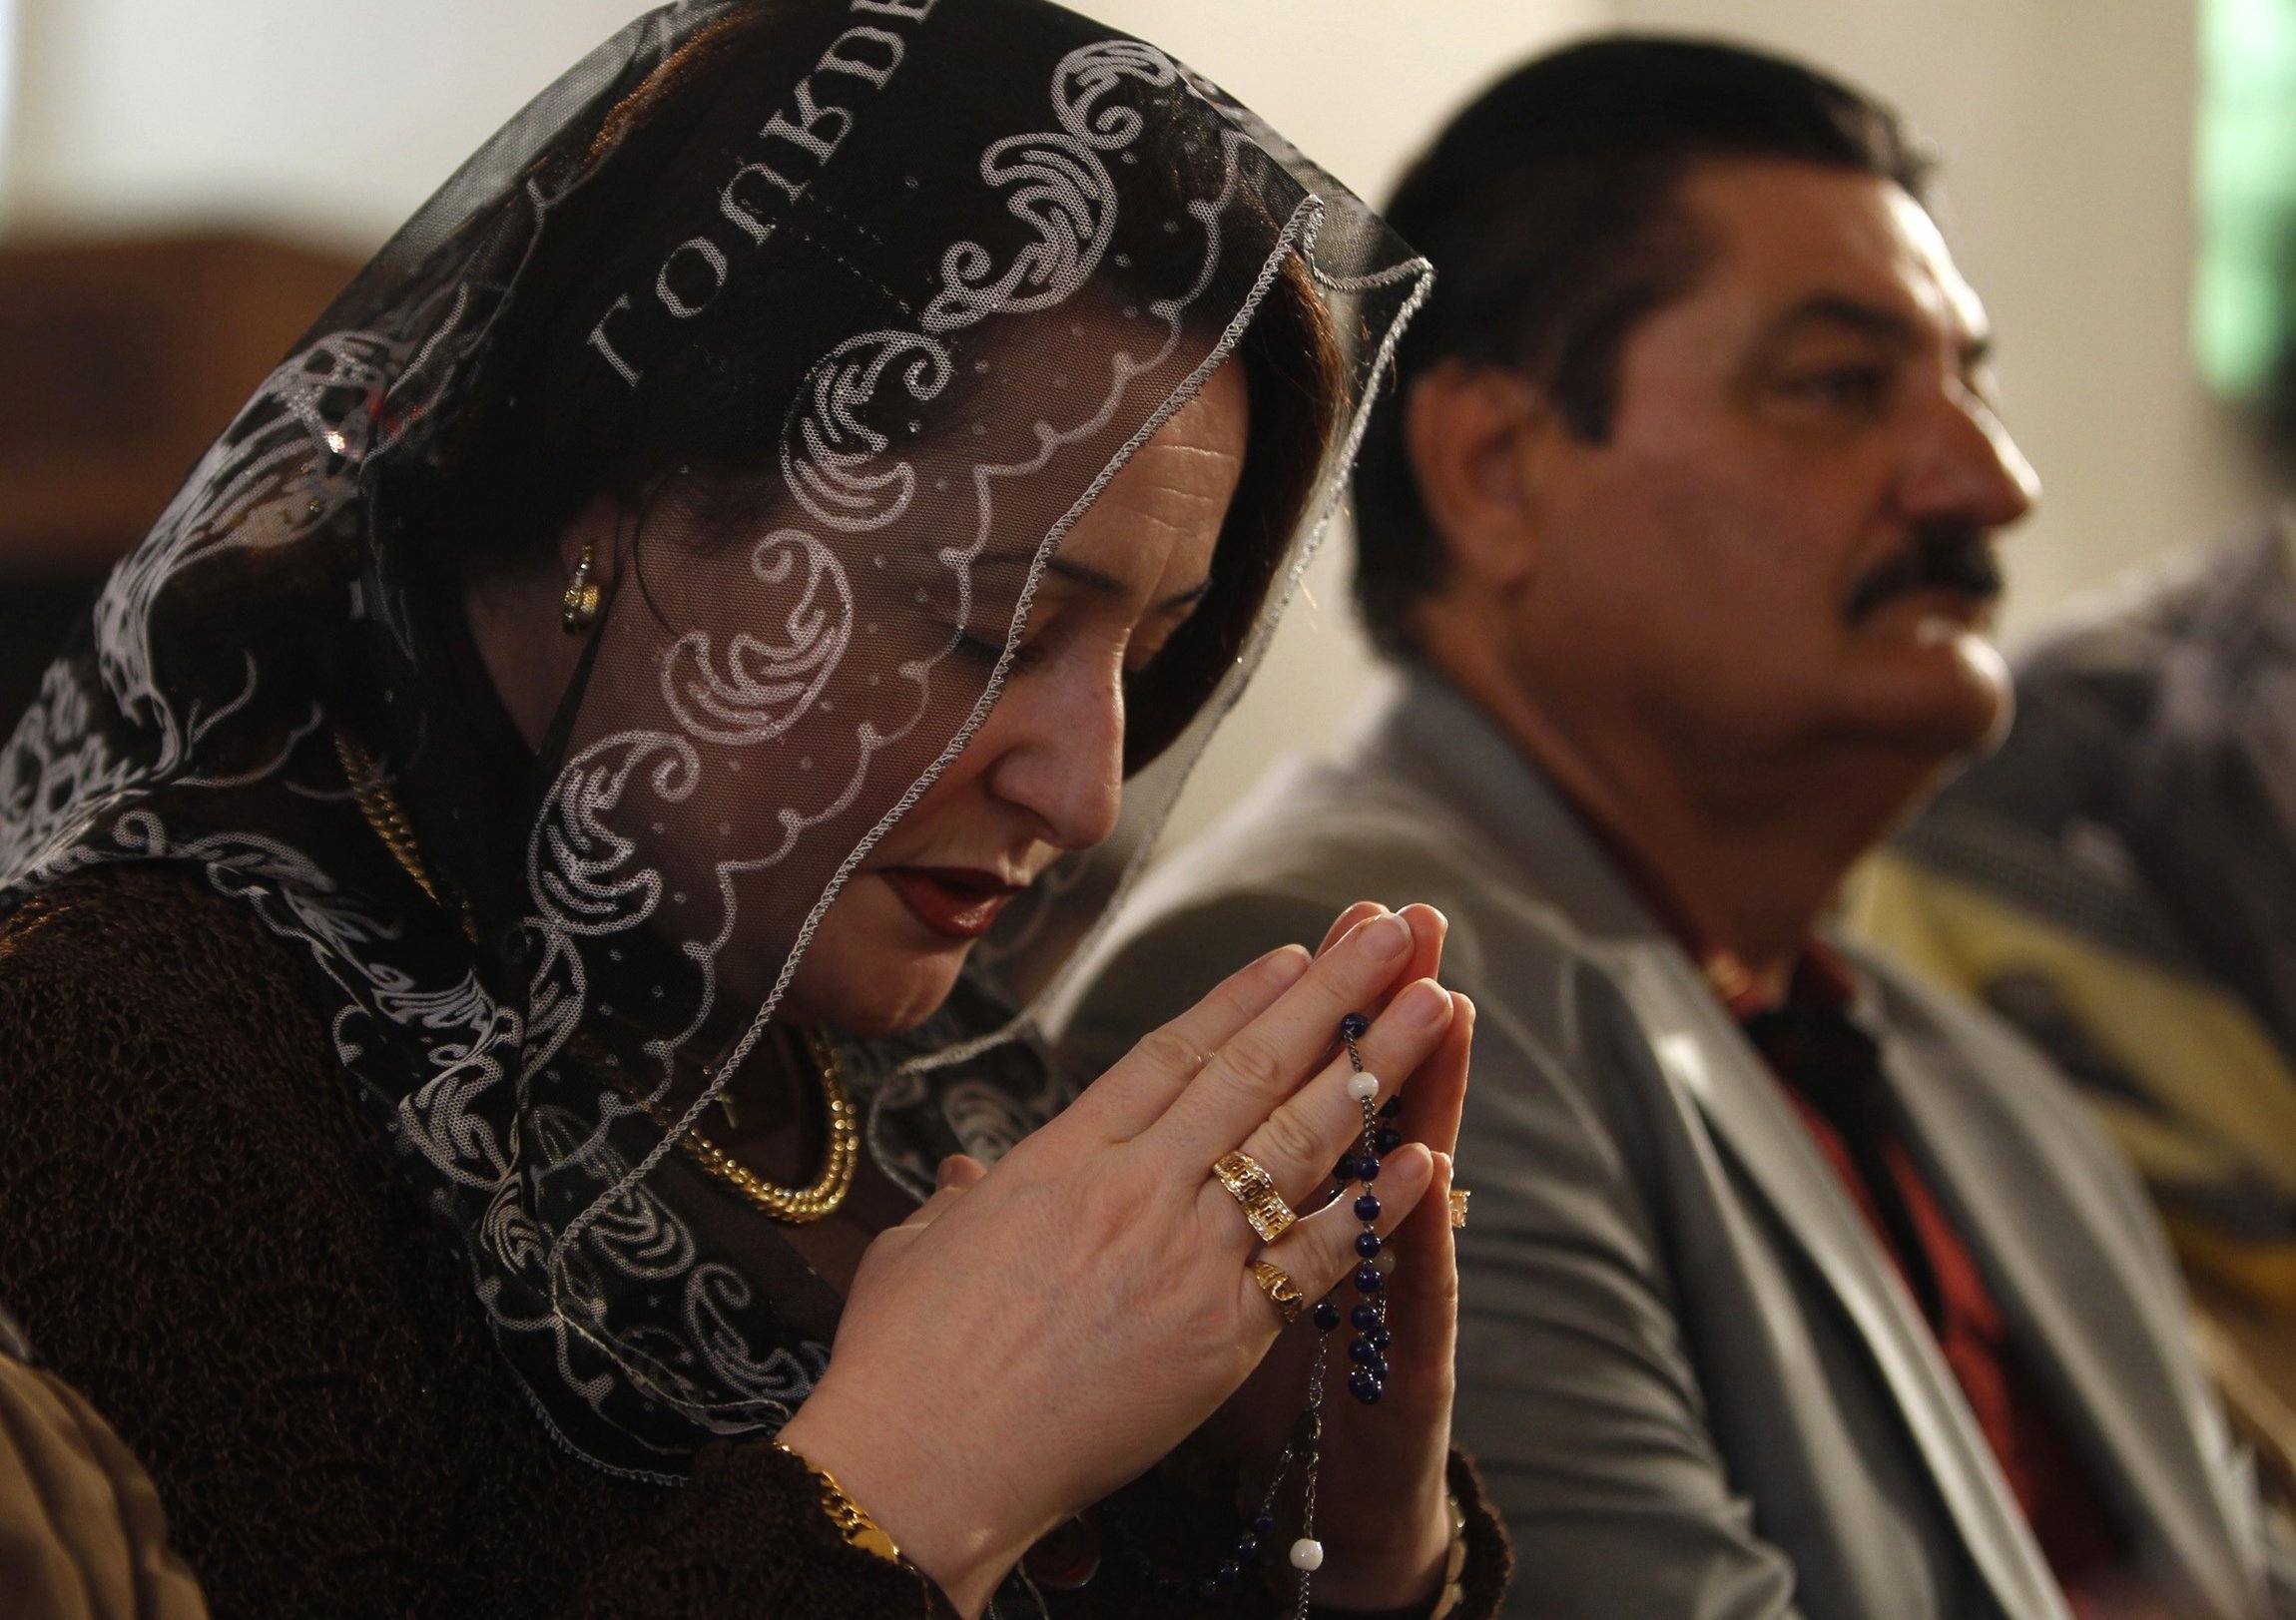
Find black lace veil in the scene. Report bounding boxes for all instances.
[0,0,1428,1480]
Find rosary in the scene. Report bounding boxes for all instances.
[1099,1011,1408,1612]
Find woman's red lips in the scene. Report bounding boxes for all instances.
[879,867,1021,940]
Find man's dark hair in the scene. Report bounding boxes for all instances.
[1353,36,1931,658]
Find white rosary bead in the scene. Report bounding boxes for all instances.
[1345,1071,1380,1104]
[1373,1248,1398,1275]
[1289,1536,1326,1571]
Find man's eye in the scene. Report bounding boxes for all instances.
[1781,365,1890,411]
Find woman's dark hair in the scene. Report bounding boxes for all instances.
[1351,35,1931,660]
[403,0,1343,773]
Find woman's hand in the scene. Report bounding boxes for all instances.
[1203,900,1471,1611]
[775,905,1459,1617]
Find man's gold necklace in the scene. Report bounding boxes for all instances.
[333,730,859,1224]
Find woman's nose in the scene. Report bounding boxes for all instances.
[985,665,1126,852]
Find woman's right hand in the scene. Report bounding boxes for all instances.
[774,904,1458,1617]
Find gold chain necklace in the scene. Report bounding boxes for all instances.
[332,729,859,1223]
[615,1026,859,1224]
[334,731,447,912]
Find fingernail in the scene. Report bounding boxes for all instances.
[1398,978,1448,1027]
[935,1156,959,1191]
[1358,913,1410,959]
[1264,944,1312,986]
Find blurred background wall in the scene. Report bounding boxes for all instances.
[0,0,2272,845]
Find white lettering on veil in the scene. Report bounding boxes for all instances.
[586,0,943,386]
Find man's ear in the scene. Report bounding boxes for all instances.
[1403,361,1552,593]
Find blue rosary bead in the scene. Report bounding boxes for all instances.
[1379,1094,1404,1119]
[1350,1302,1381,1331]
[1332,1153,1359,1183]
[1216,1559,1243,1587]
[1354,1230,1383,1259]
[1313,1300,1341,1333]
[1348,1368,1384,1404]
[1369,1325,1392,1350]
[1340,1011,1370,1039]
[1375,1126,1404,1154]
[1356,1155,1382,1183]
[1370,1354,1390,1380]
[1354,1264,1384,1294]
[1353,1192,1382,1222]
[1251,1511,1276,1537]
[1348,1337,1379,1365]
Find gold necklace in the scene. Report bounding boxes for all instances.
[333,729,859,1223]
[616,1027,860,1225]
[334,731,446,912]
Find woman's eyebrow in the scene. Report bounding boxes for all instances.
[976,552,1210,612]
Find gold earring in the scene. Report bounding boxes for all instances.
[561,544,601,634]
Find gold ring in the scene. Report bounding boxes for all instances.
[1252,1260,1307,1325]
[1211,1151,1298,1244]
[1447,1187,1470,1229]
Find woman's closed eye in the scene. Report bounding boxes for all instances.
[951,624,1048,673]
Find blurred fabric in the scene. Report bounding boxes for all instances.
[0,1309,208,1620]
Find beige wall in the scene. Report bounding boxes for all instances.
[2,0,2259,849]
[5,0,643,243]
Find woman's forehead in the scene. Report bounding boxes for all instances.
[1050,363,1247,594]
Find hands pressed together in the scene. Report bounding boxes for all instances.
[777,903,1470,1617]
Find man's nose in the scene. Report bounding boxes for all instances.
[986,669,1126,852]
[1902,384,2039,533]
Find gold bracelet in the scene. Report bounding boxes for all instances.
[1429,1491,1468,1620]
[774,1440,906,1566]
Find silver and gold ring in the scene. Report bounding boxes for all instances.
[1212,1150,1298,1244]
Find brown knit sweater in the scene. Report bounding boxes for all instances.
[0,867,1508,1619]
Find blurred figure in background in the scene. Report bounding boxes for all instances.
[1862,517,2296,1317]
[0,1306,209,1620]
[1061,35,2292,1619]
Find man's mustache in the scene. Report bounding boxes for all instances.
[1845,526,2003,622]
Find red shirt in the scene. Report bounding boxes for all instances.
[1737,953,2122,1603]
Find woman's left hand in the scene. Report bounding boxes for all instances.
[1202,900,1471,1611]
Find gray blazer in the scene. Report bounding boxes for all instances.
[1054,670,2281,1620]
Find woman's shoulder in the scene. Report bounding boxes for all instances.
[3,859,304,978]
[0,862,573,1614]
[0,859,372,1305]
[0,862,335,1084]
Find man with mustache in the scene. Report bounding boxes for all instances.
[1060,37,2292,1620]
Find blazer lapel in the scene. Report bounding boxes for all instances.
[1366,671,2070,1620]
[1882,984,2263,1620]
[1619,946,2073,1620]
